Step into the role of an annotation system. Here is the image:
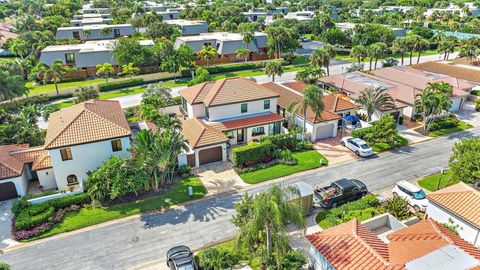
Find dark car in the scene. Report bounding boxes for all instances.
[314,179,368,208]
[166,245,198,270]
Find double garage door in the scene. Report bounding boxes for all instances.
[198,146,223,166]
[315,124,335,141]
[0,182,18,201]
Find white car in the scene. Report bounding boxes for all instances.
[340,136,373,157]
[392,181,429,212]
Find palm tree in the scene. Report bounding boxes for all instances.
[9,39,30,61]
[414,90,436,130]
[43,60,70,96]
[323,44,337,73]
[265,61,284,82]
[355,86,395,122]
[197,45,218,66]
[350,45,367,64]
[458,44,479,63]
[122,62,140,80]
[287,85,324,141]
[370,42,388,70]
[234,184,305,266]
[99,27,113,37]
[0,71,29,101]
[238,22,256,49]
[392,37,407,66]
[413,36,429,64]
[82,29,92,39]
[310,48,331,75]
[235,48,250,63]
[294,66,325,84]
[96,63,114,83]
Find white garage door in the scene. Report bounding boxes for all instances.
[450,98,463,112]
[315,124,334,141]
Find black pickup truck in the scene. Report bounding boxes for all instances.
[315,179,368,209]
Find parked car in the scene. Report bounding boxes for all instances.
[314,178,368,208]
[341,136,373,157]
[392,181,428,212]
[166,245,198,270]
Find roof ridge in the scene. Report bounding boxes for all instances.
[351,220,391,266]
[44,104,87,149]
[204,78,229,106]
[84,104,131,134]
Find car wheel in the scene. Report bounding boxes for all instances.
[331,202,338,208]
[360,192,367,198]
[341,141,345,146]
[392,192,398,197]
[414,205,421,212]
[355,151,360,156]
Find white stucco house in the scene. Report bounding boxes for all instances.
[177,77,284,167]
[0,100,132,201]
[426,182,480,248]
[262,81,357,142]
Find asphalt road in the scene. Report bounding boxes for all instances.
[1,125,477,270]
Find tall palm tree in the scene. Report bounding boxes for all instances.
[238,22,256,49]
[234,184,305,266]
[413,36,429,64]
[350,45,367,64]
[310,48,331,75]
[43,60,71,96]
[294,66,325,84]
[264,61,283,82]
[370,42,388,70]
[355,86,395,122]
[96,63,115,83]
[287,85,325,141]
[0,71,29,101]
[392,37,407,66]
[235,48,250,63]
[414,90,436,130]
[9,39,30,61]
[121,62,140,80]
[197,45,218,66]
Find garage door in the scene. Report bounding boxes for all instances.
[450,98,463,112]
[199,146,223,166]
[315,124,334,141]
[0,182,18,201]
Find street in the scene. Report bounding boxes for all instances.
[0,125,475,270]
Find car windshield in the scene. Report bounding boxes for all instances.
[412,190,426,200]
[360,144,370,149]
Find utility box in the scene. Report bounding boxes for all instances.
[289,181,314,216]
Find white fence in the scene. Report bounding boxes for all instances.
[28,188,84,205]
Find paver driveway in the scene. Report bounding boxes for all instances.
[314,134,358,165]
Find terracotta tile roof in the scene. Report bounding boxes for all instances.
[307,218,480,270]
[262,82,342,124]
[181,118,228,149]
[208,113,284,131]
[282,81,307,94]
[0,145,27,180]
[179,77,279,107]
[9,147,46,163]
[44,100,131,149]
[427,182,480,228]
[32,154,52,171]
[372,66,473,97]
[413,61,480,84]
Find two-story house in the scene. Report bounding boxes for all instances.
[177,77,284,167]
[0,100,131,201]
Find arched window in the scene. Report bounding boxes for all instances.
[67,175,78,185]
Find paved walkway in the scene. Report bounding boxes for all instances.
[194,162,248,196]
[397,124,431,144]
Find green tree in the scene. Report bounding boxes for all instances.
[0,71,29,101]
[197,45,218,66]
[43,60,72,96]
[355,86,395,122]
[113,37,154,67]
[235,47,250,63]
[0,261,11,270]
[141,82,173,109]
[233,184,306,267]
[370,42,388,70]
[449,138,480,184]
[350,45,367,64]
[99,27,113,37]
[414,82,453,130]
[458,44,479,63]
[121,62,140,80]
[294,66,325,84]
[73,86,99,103]
[187,67,211,86]
[145,21,180,40]
[8,39,30,61]
[238,22,257,49]
[264,60,284,82]
[199,248,240,270]
[392,37,408,66]
[96,63,114,83]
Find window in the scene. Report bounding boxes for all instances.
[60,148,72,161]
[73,31,80,39]
[111,139,122,152]
[113,28,120,37]
[252,127,265,136]
[67,174,78,185]
[224,131,234,139]
[268,122,281,135]
[181,97,188,112]
[241,103,248,113]
[65,53,75,65]
[264,100,270,109]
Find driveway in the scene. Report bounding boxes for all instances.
[194,162,248,196]
[456,101,480,127]
[0,200,17,250]
[314,134,358,165]
[397,124,430,144]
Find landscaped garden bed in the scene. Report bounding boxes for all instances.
[351,115,408,152]
[315,194,415,229]
[233,133,328,184]
[417,170,459,192]
[423,117,472,137]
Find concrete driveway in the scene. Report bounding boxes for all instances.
[456,101,480,127]
[0,200,17,250]
[314,135,358,165]
[194,162,248,196]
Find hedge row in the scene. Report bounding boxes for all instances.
[233,142,274,166]
[261,133,297,150]
[429,117,459,131]
[98,78,145,92]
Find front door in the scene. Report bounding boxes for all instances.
[237,129,244,143]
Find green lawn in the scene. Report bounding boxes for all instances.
[27,177,206,241]
[239,150,328,184]
[26,78,108,95]
[428,121,472,137]
[334,49,443,64]
[417,170,459,192]
[371,135,408,152]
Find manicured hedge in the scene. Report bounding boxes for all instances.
[47,193,91,210]
[98,78,145,92]
[429,117,459,131]
[261,133,297,150]
[15,204,55,230]
[233,142,274,166]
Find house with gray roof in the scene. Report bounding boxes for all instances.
[56,24,134,41]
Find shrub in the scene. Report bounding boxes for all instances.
[429,117,458,131]
[0,262,11,270]
[380,196,412,219]
[261,133,297,150]
[233,141,274,167]
[13,221,53,240]
[47,193,91,210]
[471,89,480,96]
[198,247,241,270]
[280,250,307,269]
[178,165,192,177]
[98,78,144,92]
[15,205,55,230]
[352,115,397,144]
[475,99,480,111]
[12,197,30,216]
